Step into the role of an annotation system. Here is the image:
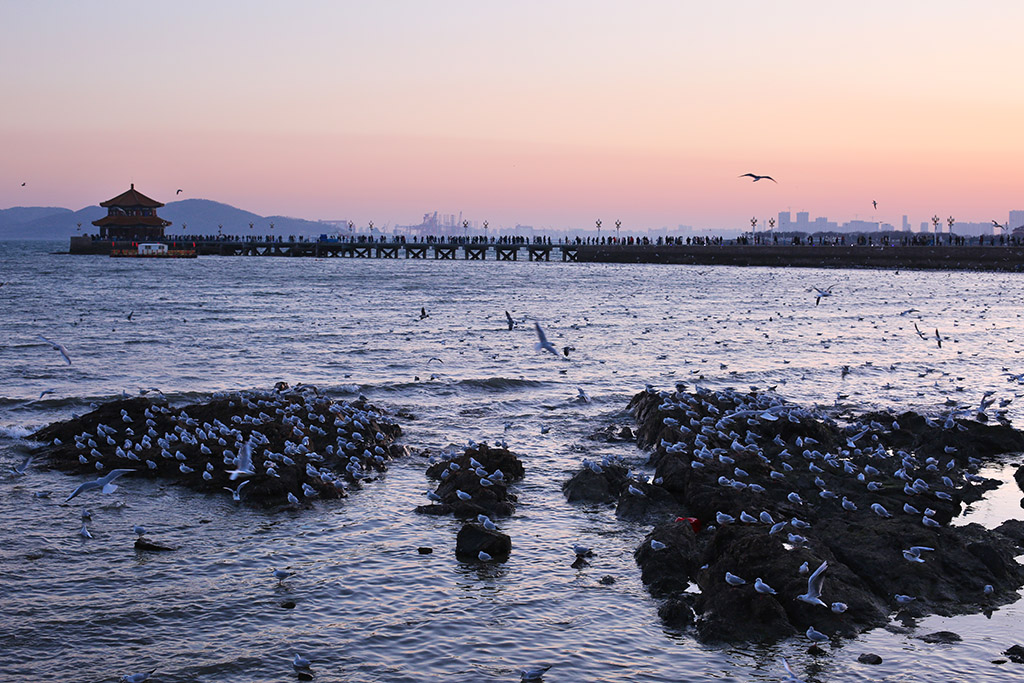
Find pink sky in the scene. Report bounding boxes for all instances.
[2,1,1022,231]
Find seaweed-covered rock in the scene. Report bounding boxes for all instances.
[30,384,403,508]
[627,385,1024,643]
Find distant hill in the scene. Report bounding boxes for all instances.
[0,198,332,241]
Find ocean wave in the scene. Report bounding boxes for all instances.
[0,425,35,439]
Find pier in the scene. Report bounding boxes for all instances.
[67,236,1024,271]
[69,236,579,261]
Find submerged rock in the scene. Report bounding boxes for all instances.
[625,385,1024,643]
[455,523,512,560]
[30,384,403,508]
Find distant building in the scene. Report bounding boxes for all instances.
[92,184,171,241]
[1009,210,1024,232]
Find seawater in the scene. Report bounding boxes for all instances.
[1,240,1023,682]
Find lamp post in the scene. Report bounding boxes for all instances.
[596,219,601,243]
[750,217,757,244]
[615,219,621,243]
[463,219,469,239]
[931,215,940,232]
[483,220,488,239]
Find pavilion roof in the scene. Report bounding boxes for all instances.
[99,184,165,209]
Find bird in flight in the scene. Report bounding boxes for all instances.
[739,173,777,183]
[534,322,559,356]
[38,335,71,364]
[934,328,942,348]
[872,200,878,210]
[810,286,833,306]
[65,468,135,502]
[505,310,515,330]
[992,220,1005,231]
[21,182,26,187]
[176,189,183,195]
[419,307,429,320]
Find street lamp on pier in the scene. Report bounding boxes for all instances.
[750,217,758,244]
[615,219,621,243]
[596,219,601,242]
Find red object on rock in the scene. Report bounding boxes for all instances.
[676,516,700,533]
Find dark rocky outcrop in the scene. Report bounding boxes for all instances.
[455,523,512,559]
[416,442,523,518]
[624,386,1024,643]
[30,384,403,508]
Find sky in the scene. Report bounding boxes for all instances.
[2,1,1022,232]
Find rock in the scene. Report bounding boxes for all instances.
[599,575,616,585]
[455,523,511,560]
[1005,644,1024,663]
[918,631,962,644]
[418,442,522,518]
[857,653,883,665]
[995,519,1024,546]
[134,538,175,552]
[562,465,629,504]
[626,386,1024,643]
[279,600,296,609]
[1016,465,1024,493]
[30,386,405,508]
[657,597,694,628]
[417,547,433,554]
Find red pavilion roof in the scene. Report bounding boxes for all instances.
[99,184,165,209]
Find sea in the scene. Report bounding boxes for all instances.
[1,239,1022,682]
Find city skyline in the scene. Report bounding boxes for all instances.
[2,2,1022,231]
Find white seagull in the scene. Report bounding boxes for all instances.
[534,322,559,356]
[797,560,828,607]
[65,468,134,502]
[38,335,71,364]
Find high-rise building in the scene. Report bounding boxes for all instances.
[902,215,910,231]
[796,211,809,226]
[778,211,791,229]
[1009,210,1024,231]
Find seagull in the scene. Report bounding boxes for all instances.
[419,307,429,320]
[505,310,515,330]
[872,200,878,210]
[519,664,552,681]
[223,480,250,502]
[725,571,746,586]
[38,335,71,364]
[292,653,311,670]
[797,561,828,607]
[273,568,294,582]
[120,670,157,683]
[781,658,806,683]
[228,441,255,480]
[79,522,93,538]
[477,550,493,561]
[12,453,33,475]
[132,525,147,537]
[934,329,942,349]
[870,503,892,518]
[176,189,183,195]
[65,468,134,502]
[739,173,777,183]
[38,388,56,400]
[806,626,829,643]
[534,322,559,356]
[649,539,666,551]
[993,220,1005,231]
[914,323,928,340]
[811,286,833,306]
[754,577,777,594]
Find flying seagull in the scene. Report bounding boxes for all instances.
[811,286,833,306]
[934,328,942,348]
[419,307,429,320]
[872,200,878,210]
[739,173,777,183]
[534,322,559,356]
[21,182,26,186]
[797,560,829,607]
[65,468,135,502]
[176,189,183,195]
[992,220,1005,231]
[505,310,515,330]
[38,335,71,365]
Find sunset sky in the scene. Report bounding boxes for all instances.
[2,1,1022,231]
